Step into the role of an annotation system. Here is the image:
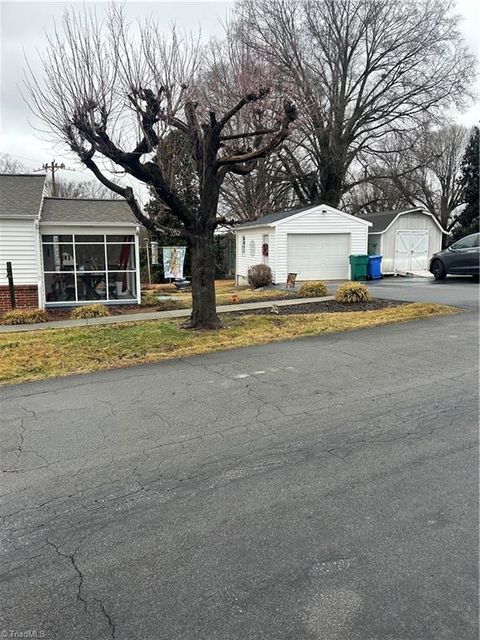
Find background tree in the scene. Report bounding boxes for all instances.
[346,124,469,232]
[450,126,479,241]
[220,154,295,220]
[46,177,118,199]
[235,0,475,208]
[26,7,296,328]
[0,153,27,173]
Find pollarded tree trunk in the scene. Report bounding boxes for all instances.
[187,231,221,329]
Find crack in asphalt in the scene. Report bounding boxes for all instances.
[46,538,116,639]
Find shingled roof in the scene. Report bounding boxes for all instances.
[41,197,138,225]
[235,205,316,229]
[359,208,425,233]
[0,174,46,217]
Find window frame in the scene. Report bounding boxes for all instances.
[42,233,137,305]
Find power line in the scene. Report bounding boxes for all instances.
[34,159,76,196]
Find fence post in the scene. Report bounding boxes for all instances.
[6,261,15,309]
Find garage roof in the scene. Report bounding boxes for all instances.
[235,204,371,230]
[235,205,314,229]
[0,174,46,218]
[40,197,138,225]
[360,207,446,234]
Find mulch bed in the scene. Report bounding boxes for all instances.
[45,298,403,321]
[230,298,405,316]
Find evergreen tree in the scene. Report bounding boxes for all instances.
[451,127,479,241]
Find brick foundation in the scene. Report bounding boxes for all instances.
[0,285,39,312]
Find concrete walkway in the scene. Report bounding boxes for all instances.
[0,295,335,334]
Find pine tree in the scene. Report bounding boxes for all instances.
[451,127,479,241]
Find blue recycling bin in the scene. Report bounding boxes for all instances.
[367,255,382,280]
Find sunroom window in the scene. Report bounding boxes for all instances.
[42,234,137,304]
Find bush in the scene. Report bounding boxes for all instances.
[0,308,48,325]
[298,281,328,298]
[141,290,160,306]
[247,264,273,288]
[335,282,371,303]
[70,304,110,319]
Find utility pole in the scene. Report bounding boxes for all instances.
[34,159,65,196]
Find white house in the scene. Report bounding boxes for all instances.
[0,174,142,312]
[235,204,372,284]
[361,208,447,274]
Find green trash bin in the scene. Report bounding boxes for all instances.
[349,254,369,281]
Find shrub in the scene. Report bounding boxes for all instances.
[247,264,273,288]
[0,308,48,325]
[70,304,110,319]
[335,282,371,303]
[298,281,328,298]
[141,290,160,306]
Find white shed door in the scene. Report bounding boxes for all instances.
[287,233,350,280]
[395,231,429,272]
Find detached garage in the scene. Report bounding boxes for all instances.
[235,204,371,284]
[361,208,447,274]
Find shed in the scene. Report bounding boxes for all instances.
[361,208,447,274]
[0,174,142,311]
[235,204,371,284]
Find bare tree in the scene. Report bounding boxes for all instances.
[348,124,469,230]
[221,155,295,219]
[235,0,475,208]
[45,177,119,199]
[25,7,296,328]
[0,153,27,174]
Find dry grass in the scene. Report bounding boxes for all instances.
[0,303,456,385]
[141,279,296,308]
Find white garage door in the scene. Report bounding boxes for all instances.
[287,233,350,280]
[394,231,429,272]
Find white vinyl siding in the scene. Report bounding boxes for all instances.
[236,226,275,282]
[275,208,368,283]
[287,233,350,280]
[0,218,39,285]
[378,213,443,273]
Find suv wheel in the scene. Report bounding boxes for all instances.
[431,260,446,280]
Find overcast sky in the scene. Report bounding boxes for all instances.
[0,0,479,184]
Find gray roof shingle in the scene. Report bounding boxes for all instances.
[0,174,46,217]
[41,197,138,225]
[359,208,424,233]
[235,205,317,229]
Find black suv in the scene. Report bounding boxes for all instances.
[429,232,479,280]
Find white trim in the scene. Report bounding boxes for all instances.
[34,219,45,309]
[135,227,141,305]
[39,221,137,227]
[370,209,448,235]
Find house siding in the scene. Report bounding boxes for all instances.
[379,213,443,272]
[275,209,368,283]
[236,226,275,283]
[0,218,39,286]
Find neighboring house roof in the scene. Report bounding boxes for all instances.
[235,203,371,230]
[360,208,447,234]
[0,173,46,218]
[40,197,138,225]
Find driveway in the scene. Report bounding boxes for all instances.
[366,275,479,309]
[0,304,478,638]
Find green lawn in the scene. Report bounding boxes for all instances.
[0,303,457,385]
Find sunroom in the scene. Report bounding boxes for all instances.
[39,198,141,307]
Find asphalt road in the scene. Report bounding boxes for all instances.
[1,280,478,640]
